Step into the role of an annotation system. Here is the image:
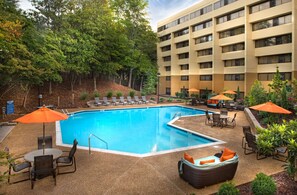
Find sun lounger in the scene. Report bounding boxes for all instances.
[141,96,149,104]
[119,97,127,105]
[102,97,110,106]
[94,97,102,106]
[111,97,120,106]
[127,96,135,104]
[134,96,142,104]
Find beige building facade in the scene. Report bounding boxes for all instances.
[157,0,296,98]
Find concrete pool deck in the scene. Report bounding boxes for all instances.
[1,104,285,194]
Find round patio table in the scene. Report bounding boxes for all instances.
[24,148,63,162]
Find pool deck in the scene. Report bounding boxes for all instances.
[1,103,285,194]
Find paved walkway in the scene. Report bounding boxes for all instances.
[0,104,285,194]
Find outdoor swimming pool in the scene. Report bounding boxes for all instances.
[58,106,221,157]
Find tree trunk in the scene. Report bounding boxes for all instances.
[49,81,52,95]
[119,72,123,85]
[79,76,82,85]
[22,84,31,109]
[93,75,97,91]
[140,76,143,91]
[132,76,136,89]
[0,83,17,100]
[128,68,133,88]
[70,73,76,92]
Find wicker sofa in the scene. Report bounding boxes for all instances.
[178,154,239,189]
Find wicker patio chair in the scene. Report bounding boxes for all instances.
[226,113,237,128]
[242,126,252,148]
[244,132,266,160]
[205,110,213,125]
[212,113,222,128]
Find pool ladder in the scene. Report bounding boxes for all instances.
[88,134,108,154]
[172,112,182,119]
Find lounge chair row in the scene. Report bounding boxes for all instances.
[94,96,149,106]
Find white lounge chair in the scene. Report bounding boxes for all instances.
[119,96,127,105]
[103,97,110,106]
[127,96,135,104]
[112,97,119,106]
[94,97,102,106]
[141,96,149,104]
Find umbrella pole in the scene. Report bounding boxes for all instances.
[43,123,45,155]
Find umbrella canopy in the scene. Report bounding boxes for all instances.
[222,90,236,95]
[249,101,291,114]
[188,88,199,92]
[15,106,68,154]
[210,94,232,101]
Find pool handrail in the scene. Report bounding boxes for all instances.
[88,134,108,154]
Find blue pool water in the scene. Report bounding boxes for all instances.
[59,106,217,155]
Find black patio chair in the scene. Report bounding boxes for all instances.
[226,113,237,128]
[243,132,266,160]
[57,139,78,175]
[31,155,56,189]
[38,136,53,150]
[242,126,252,148]
[4,147,31,184]
[212,113,222,128]
[273,146,288,162]
[205,110,213,125]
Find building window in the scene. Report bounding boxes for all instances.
[217,9,244,24]
[180,64,189,70]
[200,75,212,81]
[250,0,291,14]
[176,41,189,48]
[181,76,189,81]
[174,28,189,37]
[200,62,213,69]
[190,4,213,19]
[161,45,171,52]
[224,58,245,67]
[197,48,212,56]
[258,72,291,81]
[166,88,171,95]
[192,20,212,32]
[159,34,171,42]
[255,34,291,48]
[214,0,238,10]
[224,74,245,81]
[178,53,189,59]
[222,42,244,53]
[165,66,171,71]
[163,56,171,62]
[258,54,291,64]
[252,14,291,31]
[195,34,212,44]
[219,26,244,39]
[165,76,171,81]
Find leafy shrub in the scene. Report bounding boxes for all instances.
[80,91,88,100]
[175,92,181,98]
[141,91,146,96]
[251,173,276,195]
[159,97,164,102]
[106,91,113,98]
[93,91,100,98]
[129,91,135,98]
[116,92,122,98]
[167,98,173,102]
[150,97,155,101]
[217,181,239,195]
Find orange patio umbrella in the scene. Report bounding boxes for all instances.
[222,90,237,95]
[188,88,199,92]
[249,101,291,114]
[15,106,68,154]
[210,94,232,101]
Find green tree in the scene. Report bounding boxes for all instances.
[247,80,267,106]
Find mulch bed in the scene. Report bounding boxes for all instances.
[237,171,297,195]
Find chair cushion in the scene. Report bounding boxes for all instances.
[14,161,31,172]
[57,156,71,164]
[184,153,194,164]
[220,148,236,162]
[200,159,215,165]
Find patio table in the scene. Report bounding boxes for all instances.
[24,148,62,163]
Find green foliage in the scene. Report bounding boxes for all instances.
[159,97,164,102]
[150,97,155,101]
[217,181,239,195]
[140,91,146,96]
[80,91,88,100]
[246,80,267,106]
[0,149,10,183]
[116,92,122,98]
[142,72,157,95]
[129,91,135,98]
[251,173,276,195]
[106,91,113,98]
[167,98,173,102]
[93,91,100,98]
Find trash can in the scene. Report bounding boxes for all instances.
[6,100,14,114]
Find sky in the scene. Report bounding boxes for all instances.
[18,0,201,31]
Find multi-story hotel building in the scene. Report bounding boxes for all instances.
[157,0,296,98]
